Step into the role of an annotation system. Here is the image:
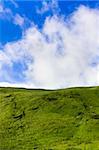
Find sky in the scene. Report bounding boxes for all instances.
[0,0,99,89]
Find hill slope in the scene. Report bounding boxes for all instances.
[0,87,99,150]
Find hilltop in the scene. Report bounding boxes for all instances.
[0,87,99,150]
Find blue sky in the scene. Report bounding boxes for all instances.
[1,0,99,45]
[0,0,99,89]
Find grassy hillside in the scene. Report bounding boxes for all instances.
[0,86,99,150]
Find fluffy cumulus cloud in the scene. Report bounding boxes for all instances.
[0,5,99,89]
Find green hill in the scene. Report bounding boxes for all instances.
[0,87,99,150]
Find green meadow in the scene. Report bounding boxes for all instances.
[0,87,99,150]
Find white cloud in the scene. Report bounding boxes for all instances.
[10,0,19,8]
[0,82,36,89]
[0,4,13,21]
[0,4,25,28]
[0,5,3,13]
[0,5,99,89]
[14,14,24,27]
[37,0,59,14]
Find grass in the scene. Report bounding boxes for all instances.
[0,86,99,150]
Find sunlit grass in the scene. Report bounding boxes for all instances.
[0,87,99,149]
